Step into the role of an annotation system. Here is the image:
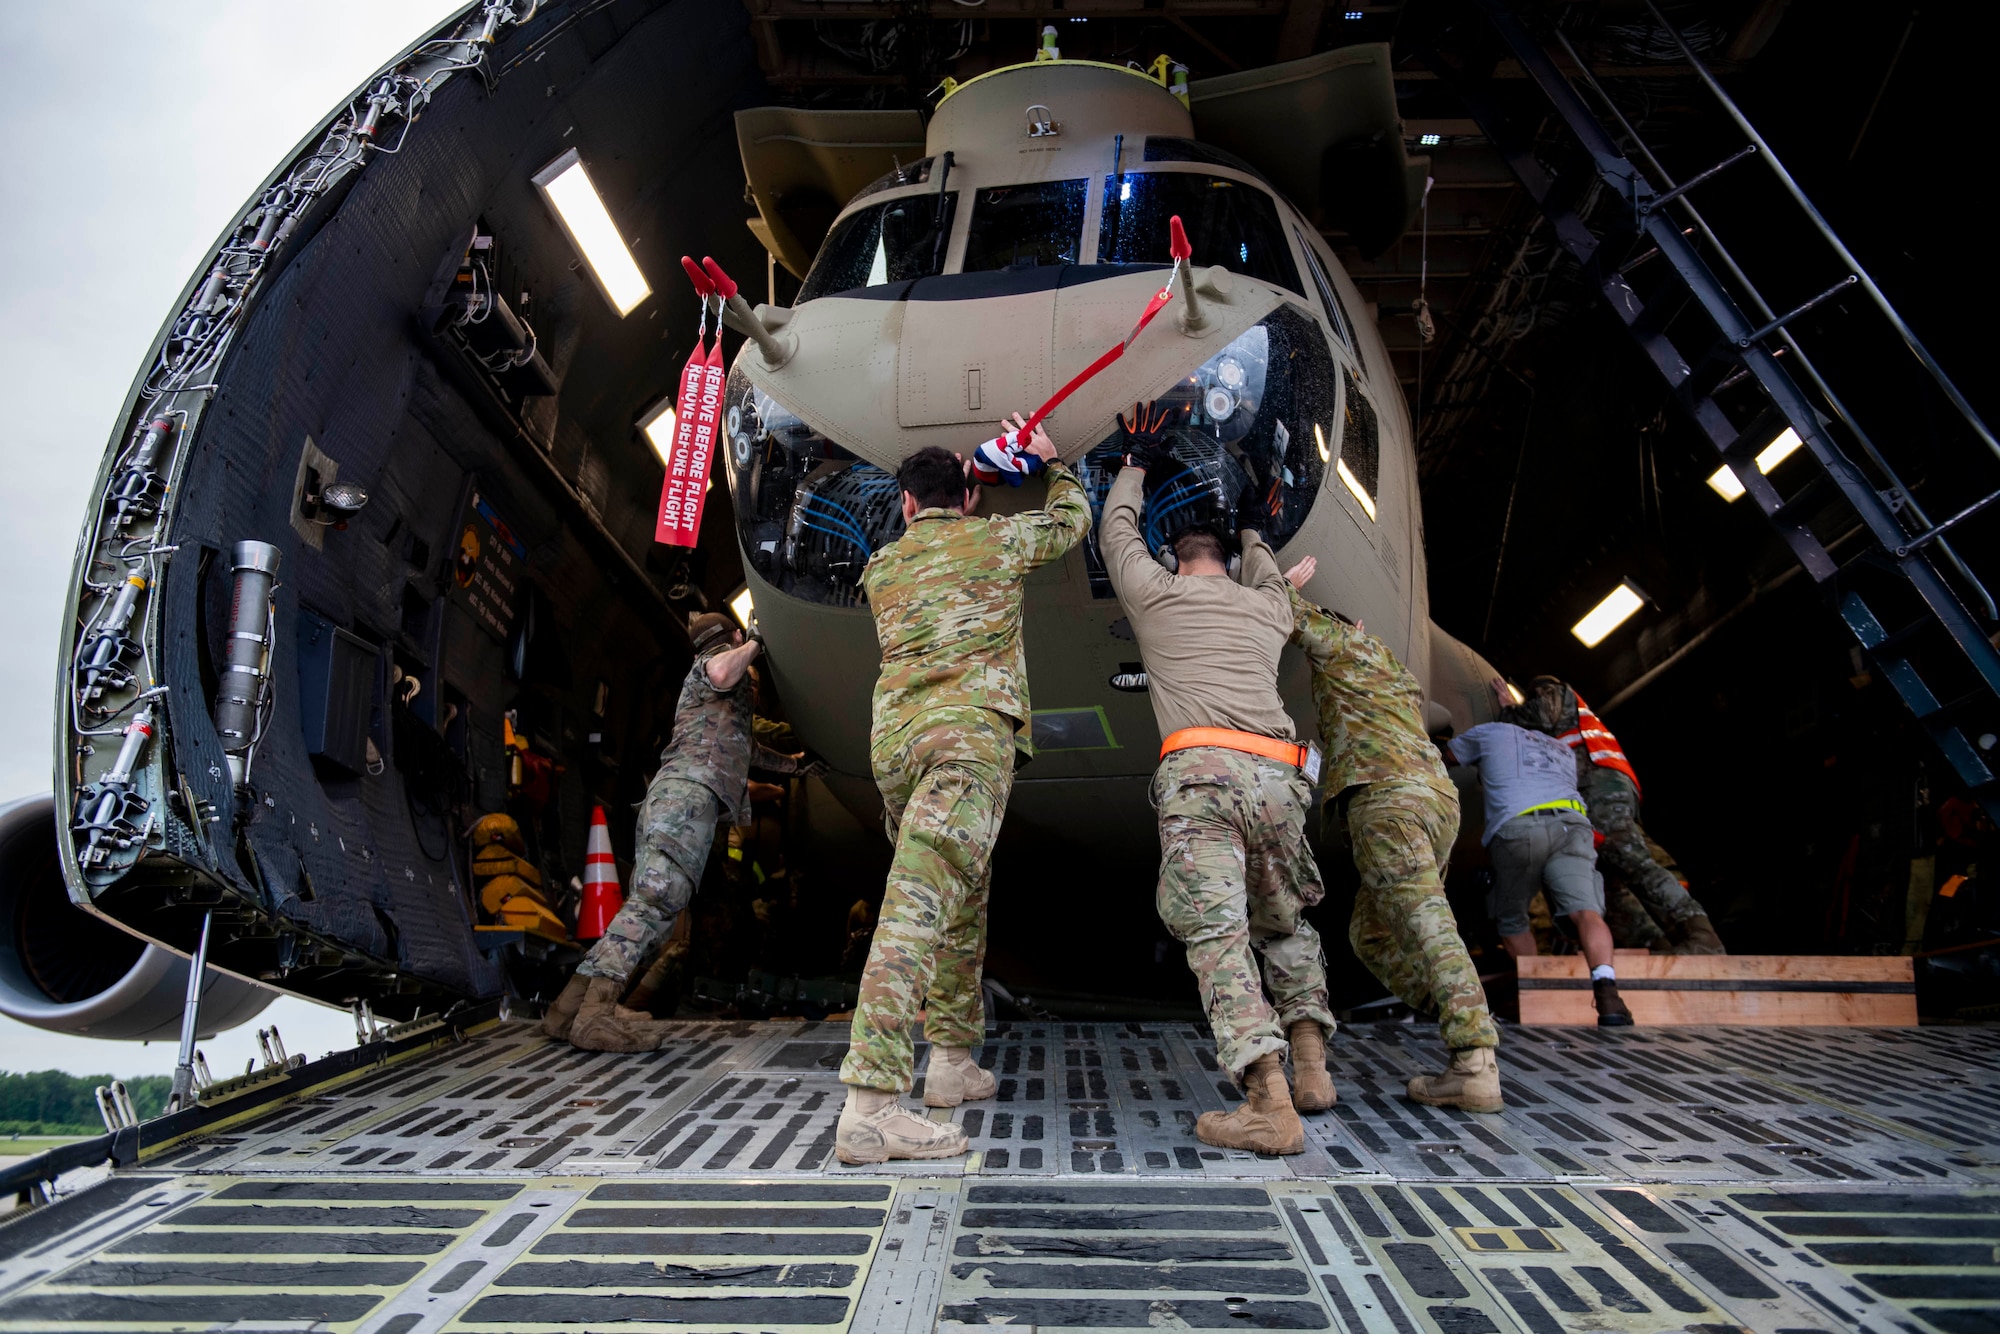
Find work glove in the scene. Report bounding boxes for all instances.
[1117,401,1173,473]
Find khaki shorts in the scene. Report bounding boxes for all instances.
[1487,807,1603,935]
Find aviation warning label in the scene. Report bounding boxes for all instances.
[452,490,524,642]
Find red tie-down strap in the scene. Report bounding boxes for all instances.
[654,257,728,547]
[973,215,1190,480]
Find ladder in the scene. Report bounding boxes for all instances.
[1413,0,2000,821]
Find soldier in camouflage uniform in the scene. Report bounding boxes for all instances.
[1284,556,1504,1113]
[836,419,1090,1165]
[1100,405,1329,1157]
[541,613,804,1051]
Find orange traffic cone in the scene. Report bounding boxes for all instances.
[575,805,624,940]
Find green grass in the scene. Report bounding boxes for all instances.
[0,1136,92,1156]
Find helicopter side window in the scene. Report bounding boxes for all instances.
[1336,366,1380,521]
[796,192,958,303]
[961,179,1088,272]
[1099,172,1303,297]
[1294,222,1358,365]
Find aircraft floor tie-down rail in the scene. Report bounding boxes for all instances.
[1414,0,2000,821]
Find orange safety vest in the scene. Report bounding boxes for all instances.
[1558,693,1642,795]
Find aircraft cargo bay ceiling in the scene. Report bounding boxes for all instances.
[25,0,1998,1031]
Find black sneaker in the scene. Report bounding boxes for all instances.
[1593,978,1635,1027]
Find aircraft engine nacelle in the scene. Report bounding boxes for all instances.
[0,795,276,1041]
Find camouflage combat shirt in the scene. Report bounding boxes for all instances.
[656,649,797,825]
[1288,584,1451,798]
[863,463,1091,761]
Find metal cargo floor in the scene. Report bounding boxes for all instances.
[2,1018,1997,1332]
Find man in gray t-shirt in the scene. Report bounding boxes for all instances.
[1446,721,1632,1027]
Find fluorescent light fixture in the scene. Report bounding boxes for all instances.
[1344,9,1364,18]
[1705,426,1803,503]
[1314,422,1331,463]
[639,398,677,466]
[729,586,755,628]
[1335,457,1377,521]
[1572,580,1646,648]
[532,148,650,315]
[1419,132,1442,147]
[1756,425,1804,472]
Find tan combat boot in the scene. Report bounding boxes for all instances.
[540,973,589,1041]
[1195,1053,1306,1154]
[567,977,679,1052]
[835,1088,970,1164]
[923,1046,997,1108]
[1669,914,1726,955]
[1288,1021,1337,1112]
[1407,1046,1504,1113]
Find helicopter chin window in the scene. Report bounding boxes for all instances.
[1098,171,1303,298]
[797,192,958,303]
[1077,304,1335,586]
[723,365,905,606]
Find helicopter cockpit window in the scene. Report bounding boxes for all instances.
[961,179,1088,272]
[1077,302,1335,592]
[1141,136,1273,186]
[722,364,906,606]
[1336,366,1381,521]
[1294,223,1357,364]
[796,192,958,303]
[1099,172,1303,297]
[850,156,935,203]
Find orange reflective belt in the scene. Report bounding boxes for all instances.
[1160,726,1310,770]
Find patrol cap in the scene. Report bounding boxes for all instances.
[688,612,735,651]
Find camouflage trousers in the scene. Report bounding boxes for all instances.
[577,778,718,984]
[1579,765,1706,929]
[1152,746,1333,1083]
[1342,779,1498,1052]
[841,707,1015,1093]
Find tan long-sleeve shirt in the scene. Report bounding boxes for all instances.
[1100,468,1296,743]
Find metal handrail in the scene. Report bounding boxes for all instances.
[1639,0,2000,468]
[1550,22,1998,622]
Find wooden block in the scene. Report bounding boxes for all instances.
[1515,955,1916,1027]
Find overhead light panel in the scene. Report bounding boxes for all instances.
[532,148,650,316]
[1572,579,1646,648]
[729,586,755,628]
[1706,426,1803,503]
[1419,133,1442,147]
[639,398,677,466]
[1756,425,1804,472]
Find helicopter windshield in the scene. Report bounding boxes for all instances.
[961,179,1089,272]
[796,191,958,302]
[1099,172,1302,297]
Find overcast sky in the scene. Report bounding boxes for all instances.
[0,2,466,1079]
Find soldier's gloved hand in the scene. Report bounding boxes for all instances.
[798,753,830,779]
[1117,401,1172,473]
